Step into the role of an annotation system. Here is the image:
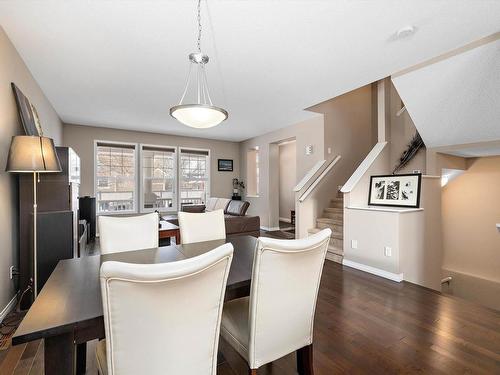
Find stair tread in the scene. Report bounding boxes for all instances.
[317,217,343,224]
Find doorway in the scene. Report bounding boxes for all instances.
[278,139,296,233]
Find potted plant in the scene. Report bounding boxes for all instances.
[232,178,245,200]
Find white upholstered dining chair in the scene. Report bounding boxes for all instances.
[178,209,226,244]
[96,243,234,375]
[98,213,158,254]
[221,228,332,375]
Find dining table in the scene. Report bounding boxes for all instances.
[12,235,257,375]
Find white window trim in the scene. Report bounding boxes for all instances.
[178,147,211,211]
[139,144,178,214]
[94,140,139,216]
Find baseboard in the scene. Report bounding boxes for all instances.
[260,226,280,231]
[279,217,291,223]
[0,295,17,323]
[342,259,403,282]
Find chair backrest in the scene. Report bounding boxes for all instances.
[98,213,158,254]
[178,209,226,245]
[248,229,331,368]
[100,243,234,375]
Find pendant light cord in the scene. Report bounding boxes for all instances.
[197,0,202,52]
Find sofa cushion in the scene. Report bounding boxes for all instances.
[226,200,250,216]
[205,198,218,212]
[205,198,231,212]
[215,198,231,211]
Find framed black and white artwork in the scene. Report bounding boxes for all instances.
[218,159,233,172]
[368,173,422,208]
[11,83,44,136]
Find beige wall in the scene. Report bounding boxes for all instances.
[63,124,240,204]
[0,27,63,310]
[342,80,442,290]
[296,84,376,237]
[278,141,296,220]
[310,84,376,176]
[389,81,426,174]
[240,116,325,229]
[344,177,442,290]
[442,156,500,283]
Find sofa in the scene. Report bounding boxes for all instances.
[166,197,260,237]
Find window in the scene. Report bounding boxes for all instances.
[246,148,259,196]
[179,149,210,207]
[141,145,176,212]
[95,142,137,213]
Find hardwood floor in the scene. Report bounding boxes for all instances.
[1,261,499,374]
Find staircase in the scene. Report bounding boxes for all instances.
[307,195,344,263]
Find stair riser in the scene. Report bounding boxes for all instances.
[324,207,343,213]
[330,201,343,209]
[317,222,343,236]
[330,237,343,249]
[328,246,343,256]
[322,212,343,220]
[326,252,343,264]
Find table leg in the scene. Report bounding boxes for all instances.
[45,332,75,375]
[175,231,180,244]
[76,342,87,375]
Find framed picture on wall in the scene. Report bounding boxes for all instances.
[368,173,422,208]
[218,159,233,172]
[11,83,44,136]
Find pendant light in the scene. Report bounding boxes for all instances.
[170,0,228,128]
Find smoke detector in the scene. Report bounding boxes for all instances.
[396,25,416,39]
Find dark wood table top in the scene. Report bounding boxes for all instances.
[159,220,179,231]
[13,235,256,345]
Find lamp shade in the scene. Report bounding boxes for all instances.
[170,104,228,129]
[5,136,61,173]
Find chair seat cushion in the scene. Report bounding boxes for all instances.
[221,296,250,360]
[96,339,108,375]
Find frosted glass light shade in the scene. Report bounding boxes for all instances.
[170,104,228,129]
[5,135,61,173]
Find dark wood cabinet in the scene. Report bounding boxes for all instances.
[36,211,74,294]
[19,147,80,307]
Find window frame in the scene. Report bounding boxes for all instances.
[93,140,139,216]
[178,147,211,210]
[139,144,178,213]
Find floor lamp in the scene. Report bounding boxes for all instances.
[5,135,61,298]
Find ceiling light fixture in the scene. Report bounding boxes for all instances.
[170,0,228,129]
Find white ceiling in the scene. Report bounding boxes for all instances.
[1,1,499,142]
[443,144,500,158]
[392,36,500,148]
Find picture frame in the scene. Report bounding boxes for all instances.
[218,159,233,172]
[11,83,43,136]
[368,173,422,208]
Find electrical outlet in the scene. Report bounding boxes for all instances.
[384,246,392,257]
[9,266,14,280]
[351,240,358,249]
